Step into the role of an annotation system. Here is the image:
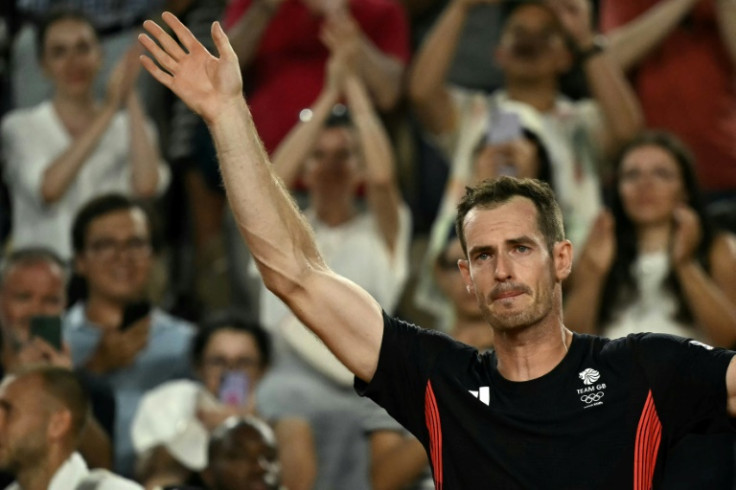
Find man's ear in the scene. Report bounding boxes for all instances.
[47,408,72,443]
[457,259,476,296]
[73,253,87,277]
[553,240,573,281]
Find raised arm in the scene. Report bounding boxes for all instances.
[407,0,486,136]
[269,61,343,188]
[716,0,736,67]
[344,73,402,254]
[671,207,736,348]
[563,210,616,334]
[226,0,285,70]
[139,13,384,382]
[602,0,698,72]
[549,0,644,153]
[321,10,406,112]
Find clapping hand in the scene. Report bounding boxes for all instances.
[671,204,702,267]
[106,44,143,108]
[139,12,243,124]
[579,210,616,277]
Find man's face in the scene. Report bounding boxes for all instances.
[0,262,66,344]
[303,127,361,200]
[458,197,569,332]
[209,422,281,490]
[0,376,50,474]
[495,4,570,82]
[198,329,266,399]
[75,209,153,304]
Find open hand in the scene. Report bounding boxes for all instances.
[579,210,616,277]
[139,12,243,124]
[106,44,143,108]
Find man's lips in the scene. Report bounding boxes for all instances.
[492,290,525,301]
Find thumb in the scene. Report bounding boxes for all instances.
[212,21,236,60]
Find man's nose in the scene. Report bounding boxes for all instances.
[494,253,513,281]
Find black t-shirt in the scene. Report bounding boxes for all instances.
[356,313,735,489]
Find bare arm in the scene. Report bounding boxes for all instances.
[321,11,405,112]
[371,431,429,490]
[139,13,384,382]
[674,230,736,348]
[40,45,143,204]
[39,104,117,203]
[227,0,283,70]
[407,0,471,136]
[126,91,162,197]
[549,0,644,153]
[270,84,341,188]
[563,211,615,334]
[604,0,698,72]
[344,74,402,253]
[716,0,736,66]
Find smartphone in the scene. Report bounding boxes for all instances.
[219,371,249,406]
[486,110,523,145]
[29,315,63,351]
[120,300,151,331]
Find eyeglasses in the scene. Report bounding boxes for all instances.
[86,237,152,260]
[202,356,261,372]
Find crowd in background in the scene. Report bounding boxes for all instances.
[0,0,734,488]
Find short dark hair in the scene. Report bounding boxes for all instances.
[0,247,68,287]
[191,310,272,369]
[15,365,90,440]
[71,194,154,255]
[36,8,99,60]
[455,176,565,255]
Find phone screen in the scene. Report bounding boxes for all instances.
[29,315,63,350]
[486,110,523,145]
[120,300,151,331]
[219,371,249,406]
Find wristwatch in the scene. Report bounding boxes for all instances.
[577,35,608,64]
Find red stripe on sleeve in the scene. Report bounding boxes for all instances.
[425,381,443,490]
[633,390,662,490]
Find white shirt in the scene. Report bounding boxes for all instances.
[1,100,170,258]
[259,205,412,385]
[4,452,142,490]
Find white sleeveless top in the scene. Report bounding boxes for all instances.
[602,250,699,340]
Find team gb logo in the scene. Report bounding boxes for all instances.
[579,368,600,385]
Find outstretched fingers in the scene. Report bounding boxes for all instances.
[141,18,187,62]
[210,20,235,60]
[138,49,173,89]
[138,30,178,75]
[161,11,201,54]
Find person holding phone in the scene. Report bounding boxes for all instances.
[0,247,116,474]
[131,311,314,490]
[64,193,195,477]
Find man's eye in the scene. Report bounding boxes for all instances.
[516,245,530,253]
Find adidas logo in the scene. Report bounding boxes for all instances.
[469,386,490,406]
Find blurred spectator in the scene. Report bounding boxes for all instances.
[246,45,411,490]
[201,416,285,490]
[601,0,736,204]
[565,130,736,344]
[409,0,642,255]
[0,247,115,473]
[132,310,315,490]
[223,0,410,154]
[9,0,164,109]
[565,130,736,488]
[0,365,142,490]
[63,194,194,477]
[0,8,169,259]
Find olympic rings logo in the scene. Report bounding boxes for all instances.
[580,392,605,404]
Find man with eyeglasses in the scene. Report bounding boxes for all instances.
[63,193,195,478]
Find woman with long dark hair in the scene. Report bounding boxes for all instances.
[565,130,736,347]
